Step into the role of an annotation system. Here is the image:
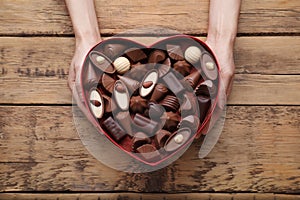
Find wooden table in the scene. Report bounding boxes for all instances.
[0,0,299,199]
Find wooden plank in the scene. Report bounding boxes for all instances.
[0,106,299,192]
[0,37,300,105]
[0,0,299,35]
[1,36,300,75]
[0,193,299,200]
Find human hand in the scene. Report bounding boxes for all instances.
[68,37,101,115]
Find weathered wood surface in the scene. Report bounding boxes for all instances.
[0,0,299,35]
[0,106,299,192]
[0,193,300,200]
[0,37,300,105]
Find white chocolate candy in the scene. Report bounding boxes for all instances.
[184,46,201,64]
[113,80,130,111]
[174,134,184,144]
[96,55,105,64]
[113,56,131,74]
[89,89,104,119]
[206,62,215,71]
[140,69,158,97]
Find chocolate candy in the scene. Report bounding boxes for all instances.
[166,44,184,61]
[160,95,180,112]
[201,53,218,80]
[154,129,171,148]
[117,75,140,94]
[148,49,166,63]
[184,70,202,89]
[125,48,147,63]
[181,92,198,115]
[89,88,104,119]
[89,51,115,74]
[179,115,200,133]
[115,111,133,135]
[133,113,158,136]
[164,128,191,152]
[195,80,217,98]
[102,94,116,113]
[128,64,148,80]
[157,63,171,78]
[132,132,151,150]
[136,144,161,161]
[113,80,130,111]
[162,72,185,95]
[140,69,158,97]
[184,46,202,64]
[102,116,127,141]
[161,112,180,132]
[85,62,99,88]
[113,56,131,74]
[173,60,192,76]
[148,103,166,120]
[130,96,148,114]
[150,83,168,103]
[197,96,211,123]
[104,43,126,59]
[102,73,116,94]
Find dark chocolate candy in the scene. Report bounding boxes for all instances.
[161,112,180,132]
[201,52,218,80]
[136,144,161,162]
[166,44,184,61]
[125,48,147,63]
[181,92,198,115]
[162,72,185,95]
[179,115,200,133]
[132,132,151,150]
[133,113,158,136]
[150,83,168,103]
[103,43,126,59]
[154,129,171,148]
[102,116,127,141]
[130,96,148,114]
[160,95,180,112]
[195,80,217,98]
[157,63,171,78]
[148,50,166,63]
[148,103,166,120]
[197,95,211,123]
[173,60,191,76]
[102,94,116,113]
[184,70,202,89]
[115,111,133,135]
[164,128,191,152]
[89,51,115,74]
[85,62,99,88]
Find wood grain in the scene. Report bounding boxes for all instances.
[0,0,299,35]
[0,193,299,200]
[0,106,299,192]
[0,37,299,105]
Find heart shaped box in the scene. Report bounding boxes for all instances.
[80,35,220,166]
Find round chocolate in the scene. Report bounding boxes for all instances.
[164,128,191,152]
[113,80,130,111]
[89,88,104,119]
[184,46,201,64]
[201,53,218,80]
[195,80,217,98]
[150,83,168,103]
[113,56,131,74]
[161,111,180,132]
[140,69,158,97]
